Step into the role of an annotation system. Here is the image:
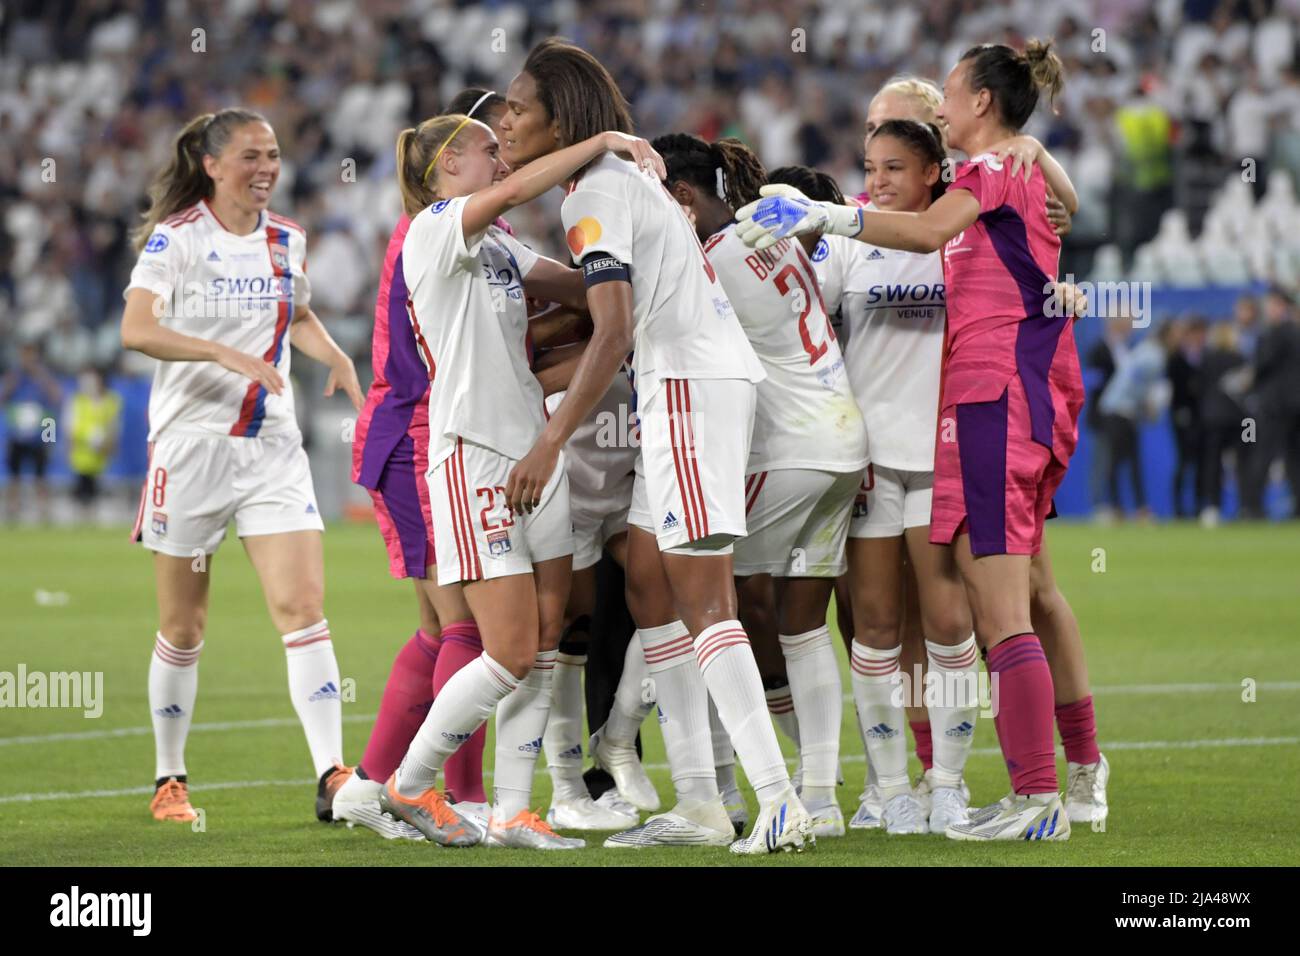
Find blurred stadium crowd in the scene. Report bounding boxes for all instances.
[2,0,1299,522]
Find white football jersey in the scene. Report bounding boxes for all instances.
[544,369,638,502]
[402,196,543,466]
[813,229,945,472]
[560,153,764,403]
[125,200,310,441]
[705,226,868,473]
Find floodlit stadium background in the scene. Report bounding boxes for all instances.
[3,0,1298,524]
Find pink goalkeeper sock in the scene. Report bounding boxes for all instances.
[910,719,934,771]
[434,620,486,803]
[1056,695,1101,765]
[360,629,440,781]
[987,634,1058,796]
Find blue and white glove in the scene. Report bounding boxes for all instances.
[734,184,863,250]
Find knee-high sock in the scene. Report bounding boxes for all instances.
[360,629,441,781]
[764,681,801,749]
[282,620,343,777]
[494,650,557,819]
[434,620,486,802]
[924,635,979,787]
[1056,695,1100,765]
[779,626,842,803]
[850,641,909,798]
[395,651,518,797]
[641,621,716,803]
[987,634,1058,795]
[694,621,789,803]
[544,628,588,802]
[604,631,654,746]
[150,633,201,780]
[708,696,737,794]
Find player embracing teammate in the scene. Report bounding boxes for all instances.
[499,39,813,853]
[739,41,1090,840]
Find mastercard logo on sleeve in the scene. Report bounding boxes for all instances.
[566,217,602,257]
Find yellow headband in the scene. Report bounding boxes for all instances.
[422,115,475,185]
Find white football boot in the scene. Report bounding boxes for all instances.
[589,725,660,812]
[547,793,638,830]
[807,801,846,838]
[332,773,425,840]
[882,791,930,834]
[603,797,735,848]
[945,792,1070,842]
[1065,753,1110,826]
[849,783,883,829]
[450,800,490,842]
[924,769,971,834]
[729,785,814,855]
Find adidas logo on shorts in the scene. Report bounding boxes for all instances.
[662,511,679,531]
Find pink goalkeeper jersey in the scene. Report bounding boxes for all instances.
[940,154,1083,463]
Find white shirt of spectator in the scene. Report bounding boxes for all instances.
[125,200,310,441]
[559,152,764,404]
[402,195,543,467]
[814,229,945,473]
[704,224,868,474]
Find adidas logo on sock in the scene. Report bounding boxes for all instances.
[308,681,340,702]
[518,736,542,754]
[657,704,667,725]
[866,722,898,740]
[946,720,975,738]
[154,704,185,718]
[441,730,473,743]
[560,744,583,760]
[662,511,679,530]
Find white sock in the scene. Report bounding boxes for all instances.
[708,696,738,794]
[853,701,874,791]
[764,683,801,749]
[850,641,909,797]
[694,620,789,803]
[640,621,717,803]
[494,650,556,819]
[282,620,343,777]
[543,650,587,802]
[780,626,842,805]
[606,635,654,746]
[396,651,518,797]
[925,635,980,788]
[150,633,201,779]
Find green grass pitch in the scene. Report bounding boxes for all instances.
[1,521,1297,866]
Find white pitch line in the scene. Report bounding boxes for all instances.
[1,681,1296,749]
[0,736,1295,805]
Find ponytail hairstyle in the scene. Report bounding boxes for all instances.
[766,165,846,206]
[521,38,633,147]
[133,108,269,251]
[958,39,1065,130]
[445,88,506,123]
[651,133,767,212]
[868,119,949,202]
[394,113,477,216]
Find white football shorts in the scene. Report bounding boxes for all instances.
[847,464,935,538]
[133,431,324,558]
[733,467,859,577]
[430,437,573,586]
[628,377,756,553]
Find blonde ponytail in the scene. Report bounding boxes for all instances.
[395,114,478,216]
